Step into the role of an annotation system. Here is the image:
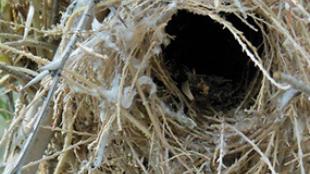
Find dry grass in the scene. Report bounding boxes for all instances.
[0,0,309,173]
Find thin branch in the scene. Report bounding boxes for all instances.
[0,62,34,82]
[22,138,95,170]
[8,1,97,173]
[0,43,49,65]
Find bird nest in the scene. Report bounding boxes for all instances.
[1,0,310,173]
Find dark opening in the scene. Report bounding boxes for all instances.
[162,10,263,111]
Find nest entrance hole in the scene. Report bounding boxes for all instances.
[163,10,263,111]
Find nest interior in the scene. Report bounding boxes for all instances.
[1,1,310,174]
[162,10,263,111]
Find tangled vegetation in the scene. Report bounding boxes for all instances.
[0,0,309,173]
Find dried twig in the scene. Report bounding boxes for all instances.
[6,1,97,173]
[292,111,306,174]
[227,125,277,174]
[217,119,225,174]
[0,62,34,82]
[22,138,95,170]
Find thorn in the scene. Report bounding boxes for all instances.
[21,70,49,91]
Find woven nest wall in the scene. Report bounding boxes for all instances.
[1,0,310,174]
